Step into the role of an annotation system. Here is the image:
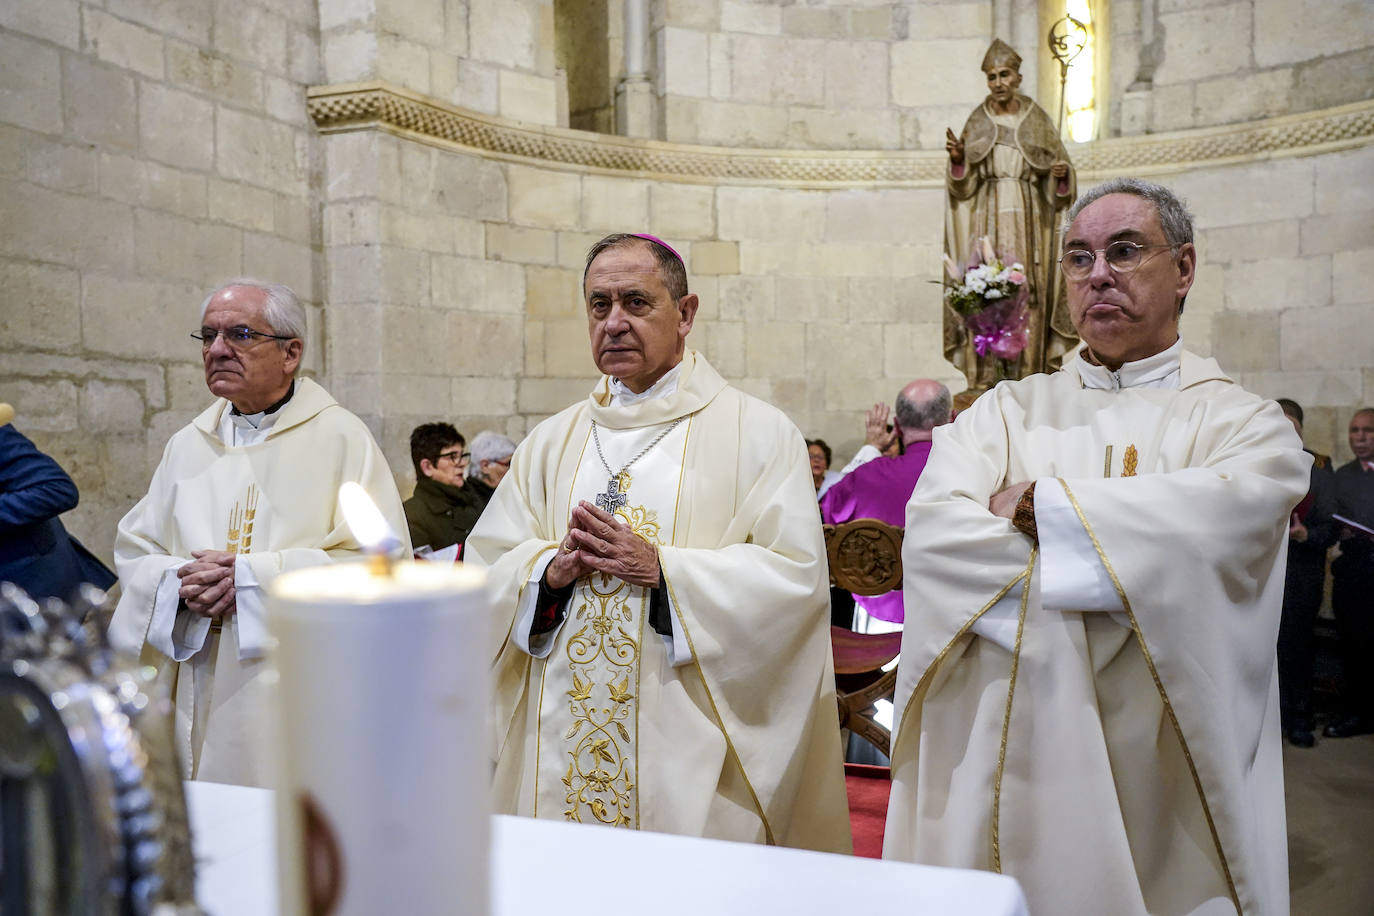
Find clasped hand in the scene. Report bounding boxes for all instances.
[545,501,660,590]
[989,481,1032,520]
[177,549,237,619]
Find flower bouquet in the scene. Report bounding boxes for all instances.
[943,237,1029,381]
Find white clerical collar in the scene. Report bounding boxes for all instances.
[218,407,282,447]
[218,383,295,446]
[1077,339,1183,391]
[231,407,282,432]
[608,362,682,407]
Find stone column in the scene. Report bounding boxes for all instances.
[615,0,654,137]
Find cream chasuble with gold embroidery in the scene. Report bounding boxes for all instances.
[467,351,851,852]
[110,378,408,788]
[883,349,1308,916]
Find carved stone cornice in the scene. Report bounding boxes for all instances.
[1074,100,1374,177]
[306,82,1374,187]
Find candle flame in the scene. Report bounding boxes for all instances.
[339,482,401,560]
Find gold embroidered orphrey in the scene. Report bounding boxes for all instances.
[217,484,258,632]
[1122,445,1139,477]
[225,484,259,554]
[1102,445,1139,478]
[560,478,664,827]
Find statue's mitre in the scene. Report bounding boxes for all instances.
[981,38,1022,72]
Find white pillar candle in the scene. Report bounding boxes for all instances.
[269,561,489,916]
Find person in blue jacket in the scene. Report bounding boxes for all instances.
[0,407,115,601]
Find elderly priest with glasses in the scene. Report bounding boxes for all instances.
[465,233,850,851]
[110,279,408,788]
[883,179,1309,916]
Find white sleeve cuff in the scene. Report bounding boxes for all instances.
[969,588,1022,653]
[148,565,210,662]
[234,560,269,660]
[660,587,692,668]
[1036,479,1125,614]
[512,549,563,659]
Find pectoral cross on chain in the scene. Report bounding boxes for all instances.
[595,474,629,514]
[590,417,685,517]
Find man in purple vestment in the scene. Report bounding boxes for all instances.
[821,379,952,627]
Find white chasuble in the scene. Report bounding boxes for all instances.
[467,351,851,852]
[884,350,1309,916]
[111,378,409,787]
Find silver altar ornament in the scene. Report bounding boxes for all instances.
[0,582,202,915]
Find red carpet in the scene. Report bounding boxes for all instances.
[845,763,891,858]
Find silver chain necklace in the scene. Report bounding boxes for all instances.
[590,418,684,514]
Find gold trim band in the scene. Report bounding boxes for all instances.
[890,554,1035,761]
[990,546,1037,874]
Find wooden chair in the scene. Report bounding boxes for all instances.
[824,519,905,758]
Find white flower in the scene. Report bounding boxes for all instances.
[985,288,1004,299]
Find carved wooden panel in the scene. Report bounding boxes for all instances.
[824,519,904,597]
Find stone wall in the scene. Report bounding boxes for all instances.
[651,1,1374,148]
[1110,0,1374,136]
[323,0,563,127]
[314,103,1372,490]
[1180,142,1374,458]
[2,0,1371,570]
[1,0,322,565]
[319,126,957,486]
[654,0,992,150]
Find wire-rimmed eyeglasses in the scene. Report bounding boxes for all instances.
[1058,241,1174,281]
[191,326,296,350]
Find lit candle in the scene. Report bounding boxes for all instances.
[269,486,490,916]
[338,481,403,575]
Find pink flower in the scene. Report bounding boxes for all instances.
[1008,270,1026,285]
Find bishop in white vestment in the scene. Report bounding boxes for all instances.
[466,235,850,852]
[885,181,1309,915]
[110,281,408,787]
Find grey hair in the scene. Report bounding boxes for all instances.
[895,382,952,432]
[199,278,307,348]
[467,430,517,478]
[582,234,689,301]
[1064,177,1194,249]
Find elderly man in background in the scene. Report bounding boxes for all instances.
[466,430,516,504]
[111,279,407,787]
[466,233,849,851]
[820,379,951,630]
[404,422,484,552]
[885,179,1308,916]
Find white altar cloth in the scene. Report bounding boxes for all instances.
[185,780,1028,915]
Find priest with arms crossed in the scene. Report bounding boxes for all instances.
[884,179,1308,915]
[466,234,850,851]
[110,279,408,788]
